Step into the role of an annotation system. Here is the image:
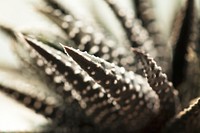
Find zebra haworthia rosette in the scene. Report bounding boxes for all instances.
[0,0,200,132]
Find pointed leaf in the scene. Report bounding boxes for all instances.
[104,0,171,73]
[23,36,123,128]
[63,45,160,131]
[171,0,197,87]
[104,0,155,48]
[133,48,181,132]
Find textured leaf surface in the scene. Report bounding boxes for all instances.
[63,45,160,132]
[39,1,138,71]
[133,48,180,132]
[104,0,170,73]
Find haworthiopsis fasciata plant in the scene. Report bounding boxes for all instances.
[0,0,200,132]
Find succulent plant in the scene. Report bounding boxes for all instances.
[0,0,199,133]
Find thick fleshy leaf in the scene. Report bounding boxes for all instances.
[170,0,200,107]
[0,31,95,130]
[104,0,153,47]
[1,0,200,132]
[104,0,171,74]
[133,48,180,132]
[63,45,160,132]
[171,0,196,87]
[23,36,124,130]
